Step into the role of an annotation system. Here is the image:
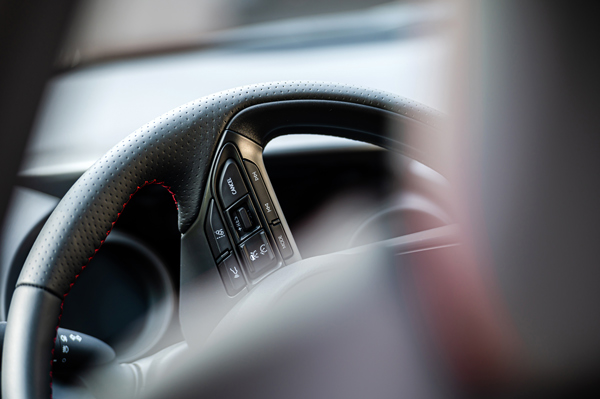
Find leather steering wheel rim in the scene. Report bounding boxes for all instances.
[1,81,442,399]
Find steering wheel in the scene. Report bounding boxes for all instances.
[2,82,445,398]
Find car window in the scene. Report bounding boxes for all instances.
[58,0,403,67]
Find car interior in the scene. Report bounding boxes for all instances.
[1,1,600,398]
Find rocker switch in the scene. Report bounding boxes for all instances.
[237,207,253,231]
[227,196,260,242]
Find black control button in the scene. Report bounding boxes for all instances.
[227,196,260,242]
[240,231,277,277]
[237,207,253,231]
[270,223,293,259]
[205,200,232,258]
[243,160,278,224]
[218,255,246,295]
[219,159,248,209]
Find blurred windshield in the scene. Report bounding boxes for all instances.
[58,0,403,67]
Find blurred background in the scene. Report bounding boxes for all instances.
[22,0,450,174]
[2,2,455,395]
[3,0,600,398]
[58,0,420,65]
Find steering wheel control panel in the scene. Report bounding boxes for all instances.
[205,143,294,296]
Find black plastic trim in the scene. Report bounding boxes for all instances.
[227,100,441,168]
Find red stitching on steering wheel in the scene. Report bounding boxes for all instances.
[49,180,177,398]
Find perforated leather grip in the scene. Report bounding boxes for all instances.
[3,82,442,399]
